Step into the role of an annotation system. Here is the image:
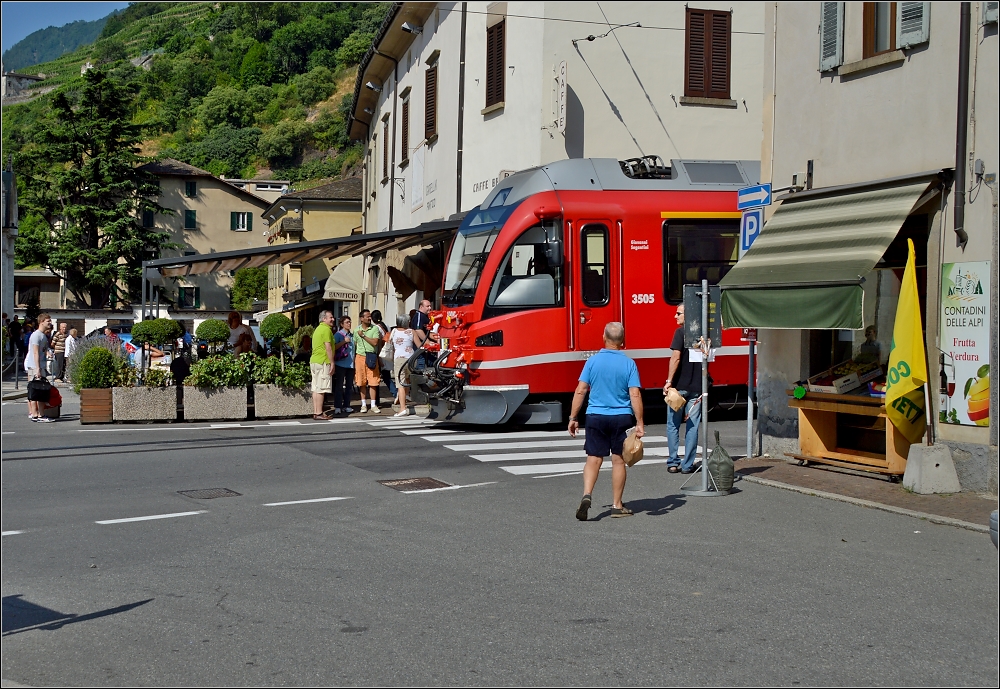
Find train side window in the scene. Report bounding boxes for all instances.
[486,222,564,310]
[663,220,740,304]
[581,224,610,306]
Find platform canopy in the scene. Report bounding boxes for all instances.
[142,220,458,280]
[719,172,945,330]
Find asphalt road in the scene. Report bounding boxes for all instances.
[2,394,997,686]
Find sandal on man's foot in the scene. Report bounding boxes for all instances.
[312,413,333,420]
[667,465,680,474]
[575,495,592,521]
[611,505,633,518]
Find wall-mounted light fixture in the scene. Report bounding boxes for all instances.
[365,81,382,92]
[363,107,374,115]
[401,22,422,34]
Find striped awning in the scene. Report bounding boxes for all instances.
[719,175,941,329]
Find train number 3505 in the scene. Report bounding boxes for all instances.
[630,293,655,304]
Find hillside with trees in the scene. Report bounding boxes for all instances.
[4,1,390,309]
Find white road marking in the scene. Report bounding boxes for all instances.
[399,428,458,435]
[267,421,301,426]
[533,471,584,479]
[425,430,585,442]
[501,459,668,475]
[2,431,14,435]
[2,530,25,536]
[445,437,670,452]
[263,496,353,506]
[77,419,363,432]
[210,423,245,428]
[400,481,497,494]
[95,510,207,525]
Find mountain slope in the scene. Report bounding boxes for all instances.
[2,16,114,72]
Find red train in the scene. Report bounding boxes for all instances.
[417,156,759,424]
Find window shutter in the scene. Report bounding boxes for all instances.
[897,2,930,48]
[486,20,505,107]
[194,288,201,309]
[707,11,731,99]
[424,66,438,139]
[231,212,237,231]
[401,99,410,162]
[819,2,844,71]
[382,119,389,179]
[247,213,252,232]
[685,9,707,97]
[985,2,999,24]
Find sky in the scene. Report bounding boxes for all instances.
[1,1,130,53]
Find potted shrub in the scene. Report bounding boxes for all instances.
[252,356,312,418]
[182,353,250,420]
[76,348,118,424]
[195,318,230,357]
[260,313,295,368]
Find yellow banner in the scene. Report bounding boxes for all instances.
[885,238,928,444]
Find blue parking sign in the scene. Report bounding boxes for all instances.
[739,208,763,258]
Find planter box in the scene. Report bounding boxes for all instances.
[80,388,113,424]
[183,386,248,420]
[113,386,178,422]
[253,384,313,419]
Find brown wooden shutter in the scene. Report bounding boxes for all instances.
[708,11,731,99]
[424,66,437,139]
[485,20,505,107]
[401,99,410,163]
[685,8,731,100]
[382,119,389,180]
[685,9,707,97]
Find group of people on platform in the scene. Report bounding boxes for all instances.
[308,299,438,420]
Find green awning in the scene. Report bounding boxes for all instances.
[719,179,934,329]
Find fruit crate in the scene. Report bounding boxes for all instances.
[807,359,882,395]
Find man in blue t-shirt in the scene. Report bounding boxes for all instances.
[568,321,645,520]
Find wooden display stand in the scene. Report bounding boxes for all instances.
[785,390,910,477]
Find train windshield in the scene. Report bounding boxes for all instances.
[443,198,522,306]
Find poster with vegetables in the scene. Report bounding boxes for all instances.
[939,262,990,427]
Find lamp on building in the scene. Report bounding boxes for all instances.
[365,81,382,93]
[363,107,374,115]
[401,22,423,34]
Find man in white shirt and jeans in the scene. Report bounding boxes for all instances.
[25,314,53,422]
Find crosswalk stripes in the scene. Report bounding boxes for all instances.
[369,418,704,478]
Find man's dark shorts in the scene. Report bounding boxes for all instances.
[584,413,635,457]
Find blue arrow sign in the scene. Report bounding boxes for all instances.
[737,183,771,210]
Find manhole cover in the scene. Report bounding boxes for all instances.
[377,477,451,491]
[177,488,242,500]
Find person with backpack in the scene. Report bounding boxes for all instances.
[332,315,355,414]
[354,309,385,414]
[370,310,395,406]
[389,314,422,417]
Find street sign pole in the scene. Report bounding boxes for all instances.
[746,329,756,460]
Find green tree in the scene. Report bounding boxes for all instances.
[257,119,312,167]
[293,66,335,105]
[231,267,268,310]
[17,68,171,309]
[198,85,255,129]
[335,31,374,67]
[91,37,127,65]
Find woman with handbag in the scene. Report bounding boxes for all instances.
[353,309,384,413]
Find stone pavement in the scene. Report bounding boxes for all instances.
[738,456,997,527]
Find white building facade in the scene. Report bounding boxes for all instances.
[350,1,766,239]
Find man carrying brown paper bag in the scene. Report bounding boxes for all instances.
[568,322,644,520]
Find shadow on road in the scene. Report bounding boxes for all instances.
[2,595,152,636]
[590,493,687,520]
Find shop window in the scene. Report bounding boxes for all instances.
[662,220,740,304]
[580,225,610,306]
[231,212,252,232]
[863,2,896,57]
[684,8,731,100]
[485,222,564,313]
[178,286,200,309]
[424,65,438,140]
[185,180,197,198]
[184,210,197,230]
[485,19,505,108]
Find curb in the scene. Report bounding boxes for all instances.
[2,392,27,401]
[738,474,990,534]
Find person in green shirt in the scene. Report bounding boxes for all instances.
[354,309,385,413]
[310,310,336,420]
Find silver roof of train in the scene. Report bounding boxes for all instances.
[479,158,761,210]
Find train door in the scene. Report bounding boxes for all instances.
[573,221,621,351]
